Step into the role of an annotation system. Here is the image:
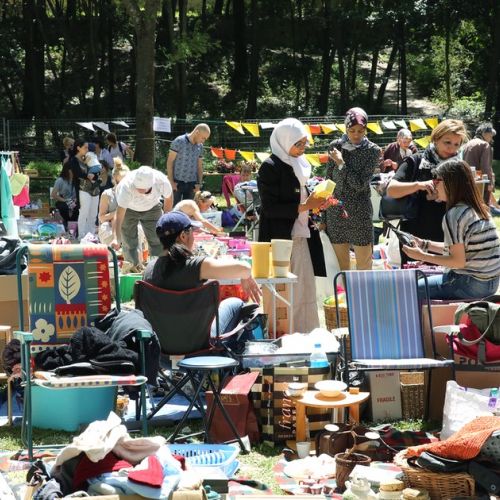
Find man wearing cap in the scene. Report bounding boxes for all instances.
[144,210,260,336]
[112,166,173,270]
[462,122,496,204]
[166,123,211,204]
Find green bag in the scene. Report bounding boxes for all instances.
[454,301,500,345]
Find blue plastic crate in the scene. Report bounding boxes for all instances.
[167,443,239,476]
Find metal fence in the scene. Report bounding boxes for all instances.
[2,114,446,168]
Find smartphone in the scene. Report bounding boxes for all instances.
[384,222,416,247]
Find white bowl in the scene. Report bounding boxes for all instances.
[314,380,347,398]
[287,382,307,397]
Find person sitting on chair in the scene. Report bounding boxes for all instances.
[174,191,223,235]
[144,211,261,336]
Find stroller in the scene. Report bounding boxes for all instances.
[231,181,261,239]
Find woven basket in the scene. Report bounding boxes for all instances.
[323,304,350,358]
[394,451,475,500]
[400,372,425,420]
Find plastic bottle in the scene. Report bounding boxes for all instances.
[310,343,329,368]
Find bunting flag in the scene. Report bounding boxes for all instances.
[239,151,255,161]
[111,120,129,128]
[425,117,439,129]
[210,147,224,159]
[224,149,237,161]
[242,123,260,137]
[394,119,408,129]
[226,121,245,134]
[414,135,431,148]
[308,124,322,135]
[305,154,322,167]
[319,153,329,164]
[321,124,337,134]
[259,122,276,129]
[93,122,110,133]
[367,122,383,135]
[336,124,346,134]
[409,119,428,132]
[256,152,271,162]
[382,120,397,130]
[76,122,95,131]
[304,125,314,144]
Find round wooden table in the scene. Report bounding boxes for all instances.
[291,390,370,443]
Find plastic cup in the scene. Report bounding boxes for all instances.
[250,242,271,278]
[296,441,311,459]
[271,239,293,277]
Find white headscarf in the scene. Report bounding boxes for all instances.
[270,118,311,186]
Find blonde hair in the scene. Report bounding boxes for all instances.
[62,137,74,149]
[112,157,130,183]
[194,191,213,205]
[240,163,253,175]
[431,119,468,145]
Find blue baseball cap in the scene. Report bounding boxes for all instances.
[156,211,202,237]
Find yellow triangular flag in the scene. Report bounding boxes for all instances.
[256,152,270,162]
[239,151,255,161]
[336,124,346,134]
[409,118,427,132]
[415,135,431,148]
[242,123,260,137]
[304,125,314,144]
[424,117,439,129]
[305,154,321,167]
[225,121,245,134]
[367,122,383,135]
[321,124,337,134]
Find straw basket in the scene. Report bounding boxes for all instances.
[400,372,425,419]
[324,304,350,357]
[394,451,475,500]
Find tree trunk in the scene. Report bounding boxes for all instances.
[231,0,247,90]
[444,25,452,109]
[349,45,358,94]
[125,0,160,165]
[485,0,500,116]
[366,48,378,111]
[245,0,259,118]
[317,0,334,115]
[213,0,223,16]
[399,19,407,115]
[176,0,187,118]
[375,42,398,111]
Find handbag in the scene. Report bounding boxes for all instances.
[454,301,500,345]
[379,192,418,220]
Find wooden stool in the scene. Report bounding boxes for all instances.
[0,326,12,425]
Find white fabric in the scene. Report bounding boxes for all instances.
[78,190,99,237]
[290,237,320,332]
[116,169,172,211]
[315,231,340,303]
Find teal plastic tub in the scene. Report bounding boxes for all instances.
[31,385,117,432]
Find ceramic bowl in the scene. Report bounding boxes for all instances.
[287,382,307,397]
[314,380,347,398]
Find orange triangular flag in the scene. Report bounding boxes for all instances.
[308,124,321,135]
[242,123,260,137]
[319,153,329,164]
[210,147,224,159]
[224,149,237,161]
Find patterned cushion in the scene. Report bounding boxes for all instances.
[27,244,111,344]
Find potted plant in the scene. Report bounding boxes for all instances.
[332,424,380,492]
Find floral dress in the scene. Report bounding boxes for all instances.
[324,138,380,246]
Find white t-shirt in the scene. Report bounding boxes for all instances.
[116,169,172,212]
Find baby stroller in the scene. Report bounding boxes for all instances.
[231,181,260,239]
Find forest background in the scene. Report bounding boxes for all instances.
[1,0,499,166]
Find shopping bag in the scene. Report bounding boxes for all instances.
[250,365,331,445]
[315,231,340,303]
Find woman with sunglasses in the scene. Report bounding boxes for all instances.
[323,107,381,270]
[387,119,468,264]
[257,118,326,332]
[174,190,224,235]
[402,160,500,299]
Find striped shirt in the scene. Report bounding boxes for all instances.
[442,204,500,280]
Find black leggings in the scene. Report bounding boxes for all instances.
[55,201,79,230]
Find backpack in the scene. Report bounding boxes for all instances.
[454,301,500,345]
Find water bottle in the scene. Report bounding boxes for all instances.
[310,343,329,368]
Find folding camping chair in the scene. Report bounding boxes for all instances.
[135,280,257,448]
[333,269,455,418]
[15,244,150,460]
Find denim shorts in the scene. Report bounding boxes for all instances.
[419,270,499,300]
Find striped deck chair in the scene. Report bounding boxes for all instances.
[14,244,150,460]
[333,269,454,418]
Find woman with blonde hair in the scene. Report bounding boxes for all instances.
[387,119,468,263]
[403,159,500,299]
[174,190,224,235]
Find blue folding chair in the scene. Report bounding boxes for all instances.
[334,269,455,418]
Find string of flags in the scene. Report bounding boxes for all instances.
[76,121,129,132]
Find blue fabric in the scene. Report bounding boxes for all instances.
[344,270,423,360]
[210,297,244,337]
[421,270,499,300]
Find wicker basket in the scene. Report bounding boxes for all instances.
[323,303,350,357]
[400,372,425,420]
[394,451,475,500]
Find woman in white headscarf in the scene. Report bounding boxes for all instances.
[257,118,325,333]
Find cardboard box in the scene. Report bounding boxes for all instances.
[0,274,29,331]
[263,283,290,338]
[422,302,500,421]
[368,370,402,421]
